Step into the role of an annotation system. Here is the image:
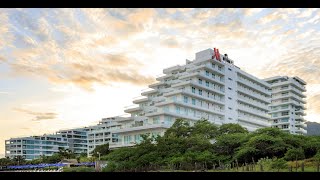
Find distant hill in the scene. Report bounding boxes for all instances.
[307,121,320,136]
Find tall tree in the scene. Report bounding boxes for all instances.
[190,119,219,139]
[218,123,248,135]
[91,143,110,158]
[284,148,305,161]
[58,148,76,159]
[0,157,12,166]
[13,155,25,165]
[164,119,191,138]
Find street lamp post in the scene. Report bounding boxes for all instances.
[97,152,101,161]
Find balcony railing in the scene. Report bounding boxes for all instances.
[237,86,270,103]
[237,77,270,95]
[237,95,269,111]
[237,106,270,119]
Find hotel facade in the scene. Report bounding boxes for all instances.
[5,48,308,160]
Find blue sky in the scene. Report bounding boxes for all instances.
[0,8,320,157]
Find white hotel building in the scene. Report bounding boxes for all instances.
[264,76,307,135]
[5,134,69,160]
[5,48,308,159]
[108,48,273,148]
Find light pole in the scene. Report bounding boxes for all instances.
[97,152,101,161]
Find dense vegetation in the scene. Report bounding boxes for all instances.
[2,119,320,172]
[100,119,320,172]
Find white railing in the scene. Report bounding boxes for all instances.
[238,116,271,127]
[179,89,224,104]
[237,86,270,103]
[191,80,225,93]
[237,77,269,95]
[289,79,306,91]
[237,96,269,111]
[238,105,270,119]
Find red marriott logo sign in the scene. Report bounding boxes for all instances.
[213,48,221,61]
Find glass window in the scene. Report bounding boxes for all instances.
[199,89,202,95]
[172,96,177,101]
[184,108,188,115]
[192,98,196,105]
[184,96,188,103]
[206,81,209,87]
[134,135,141,143]
[198,79,202,84]
[176,106,180,114]
[163,106,169,112]
[153,117,160,124]
[192,87,196,93]
[165,116,173,125]
[206,71,209,76]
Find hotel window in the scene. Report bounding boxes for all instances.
[206,71,209,76]
[228,68,232,71]
[199,89,202,95]
[228,87,232,90]
[176,106,180,114]
[191,110,195,117]
[212,63,215,68]
[198,79,202,84]
[163,106,169,112]
[192,98,196,105]
[218,66,222,71]
[228,78,232,81]
[212,73,215,79]
[172,96,177,101]
[153,117,160,124]
[192,87,196,93]
[124,135,132,144]
[184,108,189,115]
[206,81,209,87]
[184,96,188,103]
[165,116,173,125]
[134,134,142,143]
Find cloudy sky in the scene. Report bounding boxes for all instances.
[1,8,320,157]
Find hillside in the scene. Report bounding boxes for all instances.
[307,121,320,136]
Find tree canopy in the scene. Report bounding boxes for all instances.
[100,118,320,172]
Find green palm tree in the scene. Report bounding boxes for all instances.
[13,155,25,165]
[58,148,75,159]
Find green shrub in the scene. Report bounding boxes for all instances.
[63,166,95,172]
[271,158,287,172]
[43,167,59,170]
[257,157,273,171]
[102,161,117,172]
